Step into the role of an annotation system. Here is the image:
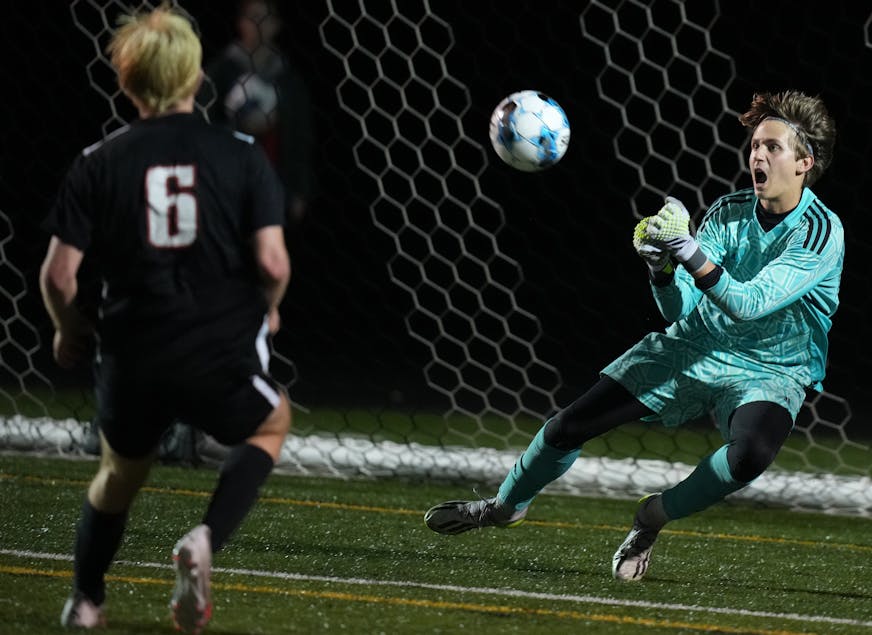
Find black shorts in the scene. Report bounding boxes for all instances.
[94,336,283,459]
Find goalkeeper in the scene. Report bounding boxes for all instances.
[424,90,843,581]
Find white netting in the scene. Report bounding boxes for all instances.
[2,1,870,516]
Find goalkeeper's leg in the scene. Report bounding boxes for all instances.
[499,377,653,512]
[661,401,793,519]
[615,401,794,581]
[425,377,652,533]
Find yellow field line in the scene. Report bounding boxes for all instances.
[0,564,816,635]
[3,471,871,554]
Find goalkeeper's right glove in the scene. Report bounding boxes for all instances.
[645,196,707,273]
[633,217,674,276]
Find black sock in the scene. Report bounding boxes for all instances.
[203,444,274,552]
[73,500,128,606]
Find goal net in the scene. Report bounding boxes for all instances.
[2,0,870,516]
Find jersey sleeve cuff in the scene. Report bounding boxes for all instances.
[695,264,724,291]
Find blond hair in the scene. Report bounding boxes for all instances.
[107,6,202,114]
[738,91,837,187]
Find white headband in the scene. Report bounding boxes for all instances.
[764,116,814,157]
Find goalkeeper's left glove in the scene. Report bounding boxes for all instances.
[633,217,673,276]
[645,196,707,273]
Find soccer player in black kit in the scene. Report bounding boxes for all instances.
[40,7,292,633]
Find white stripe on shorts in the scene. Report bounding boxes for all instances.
[256,315,270,371]
[251,374,280,408]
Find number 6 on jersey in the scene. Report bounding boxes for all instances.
[146,164,198,247]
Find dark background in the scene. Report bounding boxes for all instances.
[1,1,870,437]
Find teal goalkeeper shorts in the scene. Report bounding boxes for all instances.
[601,331,806,439]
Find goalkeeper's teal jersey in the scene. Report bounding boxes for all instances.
[651,187,844,392]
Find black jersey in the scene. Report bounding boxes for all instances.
[43,113,285,363]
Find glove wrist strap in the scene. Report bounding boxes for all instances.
[682,246,708,274]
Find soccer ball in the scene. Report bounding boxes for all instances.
[488,90,570,172]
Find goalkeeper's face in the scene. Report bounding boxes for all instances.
[749,120,813,210]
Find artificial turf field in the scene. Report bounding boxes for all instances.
[1,454,870,634]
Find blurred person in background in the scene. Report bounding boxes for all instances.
[201,0,315,225]
[41,6,292,632]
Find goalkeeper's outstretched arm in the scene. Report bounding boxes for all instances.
[645,195,843,322]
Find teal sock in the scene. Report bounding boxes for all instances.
[661,444,744,520]
[496,425,580,512]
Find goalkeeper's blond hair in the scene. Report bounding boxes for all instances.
[107,5,202,114]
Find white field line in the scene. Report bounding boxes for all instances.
[2,548,870,629]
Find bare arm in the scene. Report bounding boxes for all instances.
[39,236,93,367]
[253,225,291,333]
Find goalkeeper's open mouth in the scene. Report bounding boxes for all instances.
[753,168,767,189]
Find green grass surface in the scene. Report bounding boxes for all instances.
[1,455,871,634]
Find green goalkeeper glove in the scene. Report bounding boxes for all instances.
[633,217,673,275]
[645,196,707,273]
